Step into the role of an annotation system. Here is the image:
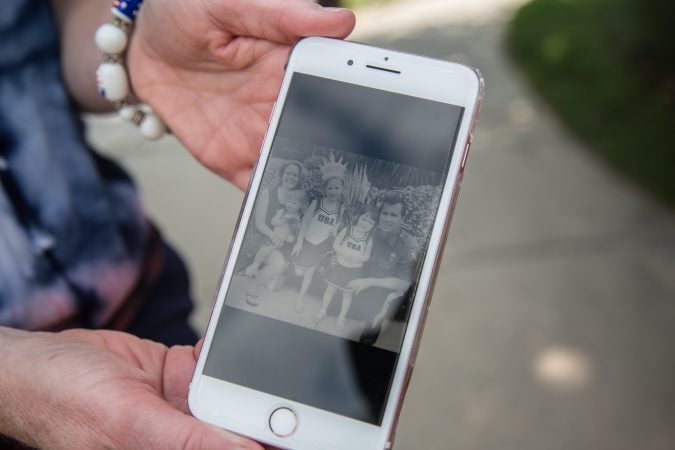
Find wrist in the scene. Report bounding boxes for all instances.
[0,329,123,450]
[364,278,379,289]
[94,0,167,139]
[0,328,43,448]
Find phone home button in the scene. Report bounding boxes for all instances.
[269,407,298,437]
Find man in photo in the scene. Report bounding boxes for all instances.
[349,193,421,346]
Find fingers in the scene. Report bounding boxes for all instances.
[275,0,356,41]
[194,338,205,359]
[349,282,363,294]
[211,0,356,44]
[162,344,199,413]
[231,167,253,191]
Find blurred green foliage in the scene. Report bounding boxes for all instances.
[604,0,675,103]
[508,0,675,207]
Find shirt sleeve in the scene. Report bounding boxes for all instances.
[395,235,421,282]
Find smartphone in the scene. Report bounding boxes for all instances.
[189,37,483,450]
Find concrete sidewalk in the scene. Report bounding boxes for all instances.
[87,0,675,448]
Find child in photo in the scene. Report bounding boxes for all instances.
[245,189,305,277]
[314,206,378,330]
[292,155,347,312]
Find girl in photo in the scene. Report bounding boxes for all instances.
[314,206,378,330]
[292,155,347,312]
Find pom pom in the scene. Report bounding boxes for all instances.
[95,23,128,54]
[139,112,166,140]
[96,62,128,102]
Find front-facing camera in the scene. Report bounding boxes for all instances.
[347,59,354,66]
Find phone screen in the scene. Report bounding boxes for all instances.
[203,73,464,425]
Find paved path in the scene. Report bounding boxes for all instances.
[87,1,675,448]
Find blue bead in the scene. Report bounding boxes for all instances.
[113,0,144,21]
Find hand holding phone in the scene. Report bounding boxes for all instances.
[189,37,483,450]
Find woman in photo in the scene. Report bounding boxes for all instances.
[314,206,378,330]
[245,161,305,306]
[291,157,347,312]
[244,189,305,277]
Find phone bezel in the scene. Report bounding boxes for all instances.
[189,37,483,450]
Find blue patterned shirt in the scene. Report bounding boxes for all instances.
[0,0,148,329]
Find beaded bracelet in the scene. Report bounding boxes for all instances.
[95,0,166,140]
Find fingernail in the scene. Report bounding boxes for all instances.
[322,6,348,12]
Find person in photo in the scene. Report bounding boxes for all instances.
[291,155,347,312]
[348,193,420,345]
[244,188,305,278]
[245,161,306,306]
[314,206,378,330]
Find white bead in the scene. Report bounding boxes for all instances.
[118,105,138,121]
[139,112,166,140]
[94,23,128,54]
[96,62,129,102]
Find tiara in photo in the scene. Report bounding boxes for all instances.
[319,153,348,181]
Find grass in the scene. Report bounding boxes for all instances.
[507,0,675,207]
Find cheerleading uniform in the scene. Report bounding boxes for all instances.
[325,227,372,291]
[294,198,341,270]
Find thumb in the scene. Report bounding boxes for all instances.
[277,1,356,40]
[213,0,356,43]
[134,397,263,450]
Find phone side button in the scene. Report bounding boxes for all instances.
[460,135,473,170]
[269,407,298,438]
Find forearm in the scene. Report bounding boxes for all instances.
[0,327,27,443]
[254,202,275,237]
[0,327,109,449]
[50,0,116,112]
[296,228,307,244]
[255,217,274,238]
[0,327,51,449]
[369,277,410,293]
[297,202,316,243]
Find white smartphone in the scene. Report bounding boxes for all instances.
[189,37,484,450]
